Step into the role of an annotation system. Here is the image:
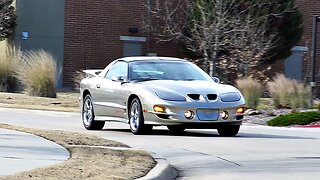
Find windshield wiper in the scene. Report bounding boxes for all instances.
[173,79,196,81]
[133,78,161,82]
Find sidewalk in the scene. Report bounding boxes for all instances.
[0,128,69,176]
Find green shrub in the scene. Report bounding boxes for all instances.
[268,111,320,126]
[267,74,310,109]
[18,50,57,98]
[0,43,21,92]
[236,77,261,109]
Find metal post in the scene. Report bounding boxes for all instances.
[311,16,319,87]
[146,0,153,54]
[310,15,320,105]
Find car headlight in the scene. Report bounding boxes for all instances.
[220,110,229,120]
[153,105,166,113]
[236,107,245,114]
[153,105,171,114]
[184,110,195,119]
[220,92,241,102]
[155,91,186,101]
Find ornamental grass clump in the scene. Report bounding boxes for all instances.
[18,50,57,98]
[236,77,261,109]
[73,70,85,89]
[267,74,310,109]
[0,43,21,92]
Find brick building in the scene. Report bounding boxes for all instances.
[63,0,184,87]
[15,0,183,87]
[15,0,320,89]
[295,0,320,93]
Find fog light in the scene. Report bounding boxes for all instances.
[220,111,229,120]
[153,105,166,113]
[184,110,194,119]
[237,107,245,114]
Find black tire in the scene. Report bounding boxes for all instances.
[144,125,153,132]
[167,125,186,135]
[217,125,240,137]
[129,98,149,135]
[82,94,105,130]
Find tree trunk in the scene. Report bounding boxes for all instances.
[210,0,222,77]
[210,34,219,77]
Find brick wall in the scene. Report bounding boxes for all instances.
[295,0,320,95]
[64,0,320,89]
[63,0,183,87]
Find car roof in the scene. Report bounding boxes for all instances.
[118,56,188,62]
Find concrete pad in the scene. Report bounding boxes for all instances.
[0,128,69,176]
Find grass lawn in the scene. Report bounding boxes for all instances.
[0,91,79,112]
[0,124,155,180]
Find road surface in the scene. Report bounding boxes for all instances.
[1,108,320,180]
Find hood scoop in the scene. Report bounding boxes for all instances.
[187,94,218,101]
[187,94,200,101]
[207,94,217,101]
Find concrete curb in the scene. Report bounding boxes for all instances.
[0,107,178,179]
[66,145,178,180]
[137,158,177,180]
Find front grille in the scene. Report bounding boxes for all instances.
[187,94,200,100]
[207,94,217,100]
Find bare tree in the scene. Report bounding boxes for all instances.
[147,0,297,78]
[220,4,278,78]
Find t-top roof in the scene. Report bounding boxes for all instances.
[119,56,188,62]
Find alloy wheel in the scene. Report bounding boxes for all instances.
[83,97,93,126]
[130,101,140,132]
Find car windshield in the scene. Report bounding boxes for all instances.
[129,60,213,82]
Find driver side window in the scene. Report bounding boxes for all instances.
[105,61,128,80]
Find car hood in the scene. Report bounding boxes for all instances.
[138,80,242,101]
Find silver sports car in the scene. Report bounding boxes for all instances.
[80,57,245,136]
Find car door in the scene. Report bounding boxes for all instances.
[93,61,128,119]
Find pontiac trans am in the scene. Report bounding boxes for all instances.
[80,57,245,136]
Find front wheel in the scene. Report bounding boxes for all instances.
[217,125,240,137]
[82,94,105,130]
[129,98,150,135]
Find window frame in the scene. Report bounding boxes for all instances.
[104,60,129,80]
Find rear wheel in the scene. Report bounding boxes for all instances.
[217,125,240,137]
[82,94,105,130]
[167,125,186,135]
[129,98,150,135]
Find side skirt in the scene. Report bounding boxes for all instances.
[95,116,127,123]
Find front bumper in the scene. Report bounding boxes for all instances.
[142,101,244,126]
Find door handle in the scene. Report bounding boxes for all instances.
[96,84,101,88]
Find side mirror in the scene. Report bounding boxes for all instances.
[212,77,220,83]
[111,76,127,83]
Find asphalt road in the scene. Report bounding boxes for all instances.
[1,107,320,180]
